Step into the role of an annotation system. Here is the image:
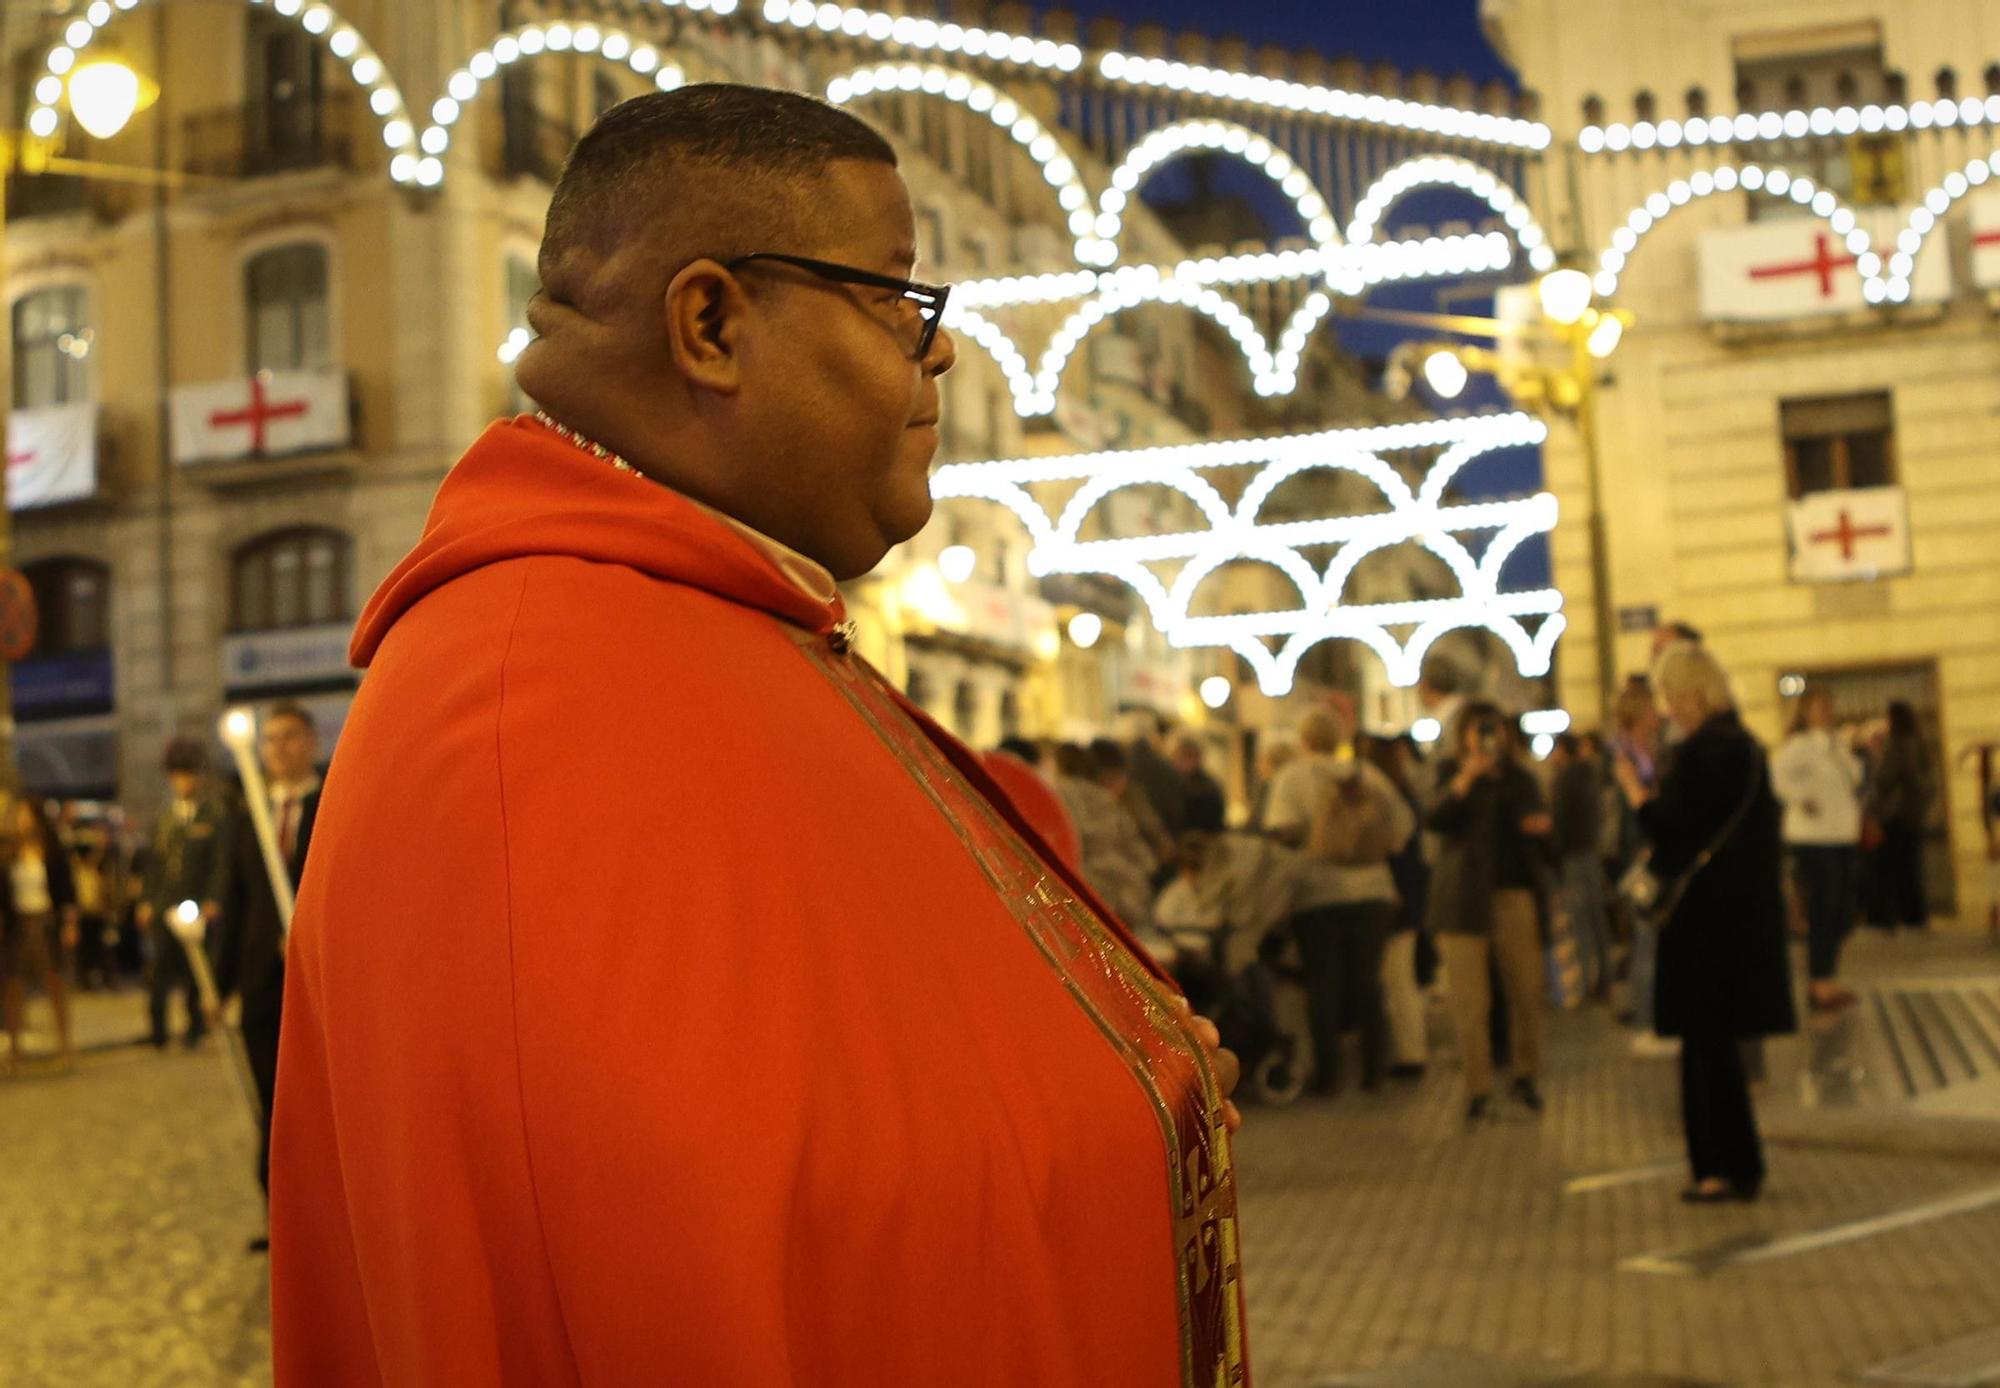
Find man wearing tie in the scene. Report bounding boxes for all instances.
[212,701,321,1229]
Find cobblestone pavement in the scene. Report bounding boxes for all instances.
[1,999,273,1388]
[6,932,2000,1387]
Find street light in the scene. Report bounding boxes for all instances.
[1585,313,1625,360]
[937,544,977,584]
[1537,268,1594,325]
[67,59,145,140]
[1421,349,1469,400]
[1368,270,1636,719]
[1066,612,1102,649]
[1199,676,1232,710]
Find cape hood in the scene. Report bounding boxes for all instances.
[351,416,842,668]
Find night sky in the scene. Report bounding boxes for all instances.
[1021,0,1547,582]
[1017,1,1514,86]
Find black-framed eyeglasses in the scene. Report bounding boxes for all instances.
[725,252,951,360]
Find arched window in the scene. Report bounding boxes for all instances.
[22,556,109,654]
[232,527,350,632]
[246,243,330,374]
[953,681,980,738]
[12,286,91,408]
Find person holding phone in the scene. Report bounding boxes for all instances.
[1424,703,1554,1121]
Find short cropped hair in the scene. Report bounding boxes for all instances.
[266,700,316,735]
[540,84,897,288]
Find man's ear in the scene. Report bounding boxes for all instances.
[664,260,746,396]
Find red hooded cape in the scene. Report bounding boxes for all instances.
[270,418,1248,1387]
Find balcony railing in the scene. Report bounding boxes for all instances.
[181,90,365,180]
[488,107,580,185]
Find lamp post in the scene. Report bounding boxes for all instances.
[1374,270,1634,721]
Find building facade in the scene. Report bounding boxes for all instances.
[1491,0,2000,916]
[4,0,1554,819]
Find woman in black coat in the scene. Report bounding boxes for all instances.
[1615,644,1796,1202]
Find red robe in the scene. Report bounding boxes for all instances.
[271,417,1248,1386]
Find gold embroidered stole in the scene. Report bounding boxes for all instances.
[803,640,1248,1388]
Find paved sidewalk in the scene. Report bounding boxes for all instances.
[1237,929,2000,1388]
[4,934,1999,1387]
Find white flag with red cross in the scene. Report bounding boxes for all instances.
[1697,208,1950,322]
[1969,188,2000,289]
[170,369,349,465]
[1786,486,1912,583]
[6,402,97,510]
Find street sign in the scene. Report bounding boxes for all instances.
[0,570,40,662]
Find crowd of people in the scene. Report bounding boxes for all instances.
[1,706,321,1232]
[986,626,1944,1203]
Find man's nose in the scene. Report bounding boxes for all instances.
[925,324,957,377]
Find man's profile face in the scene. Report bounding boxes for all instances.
[734,160,954,580]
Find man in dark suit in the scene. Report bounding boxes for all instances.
[212,701,322,1233]
[138,739,229,1048]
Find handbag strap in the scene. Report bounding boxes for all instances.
[1656,744,1765,916]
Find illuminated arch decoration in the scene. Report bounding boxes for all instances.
[761,2,1082,72]
[942,231,1516,417]
[1097,51,1552,152]
[1578,95,2000,154]
[824,63,1093,243]
[931,412,1563,693]
[1089,118,1341,267]
[1590,165,1878,302]
[1879,150,2000,300]
[423,22,685,161]
[1017,274,1278,416]
[29,0,426,185]
[1347,155,1556,273]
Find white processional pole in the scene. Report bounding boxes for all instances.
[219,707,295,935]
[167,898,264,1130]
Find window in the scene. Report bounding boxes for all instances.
[247,10,326,172]
[1734,29,1902,215]
[23,557,109,654]
[232,527,351,632]
[1782,392,1896,497]
[12,286,91,408]
[246,243,330,374]
[953,682,980,738]
[592,71,622,120]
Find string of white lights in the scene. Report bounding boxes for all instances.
[761,1,1081,71]
[1024,276,1277,414]
[1097,51,1552,152]
[29,0,428,183]
[1589,165,1883,301]
[421,23,684,160]
[949,233,1513,310]
[1879,152,2000,300]
[1347,155,1556,272]
[937,412,1548,487]
[944,233,1518,417]
[825,64,1093,240]
[930,414,1559,694]
[1089,119,1340,266]
[1578,96,2000,153]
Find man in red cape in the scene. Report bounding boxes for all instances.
[271,85,1249,1386]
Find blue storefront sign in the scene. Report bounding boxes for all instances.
[10,648,115,720]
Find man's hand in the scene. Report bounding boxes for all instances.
[1172,995,1242,1133]
[1519,811,1554,837]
